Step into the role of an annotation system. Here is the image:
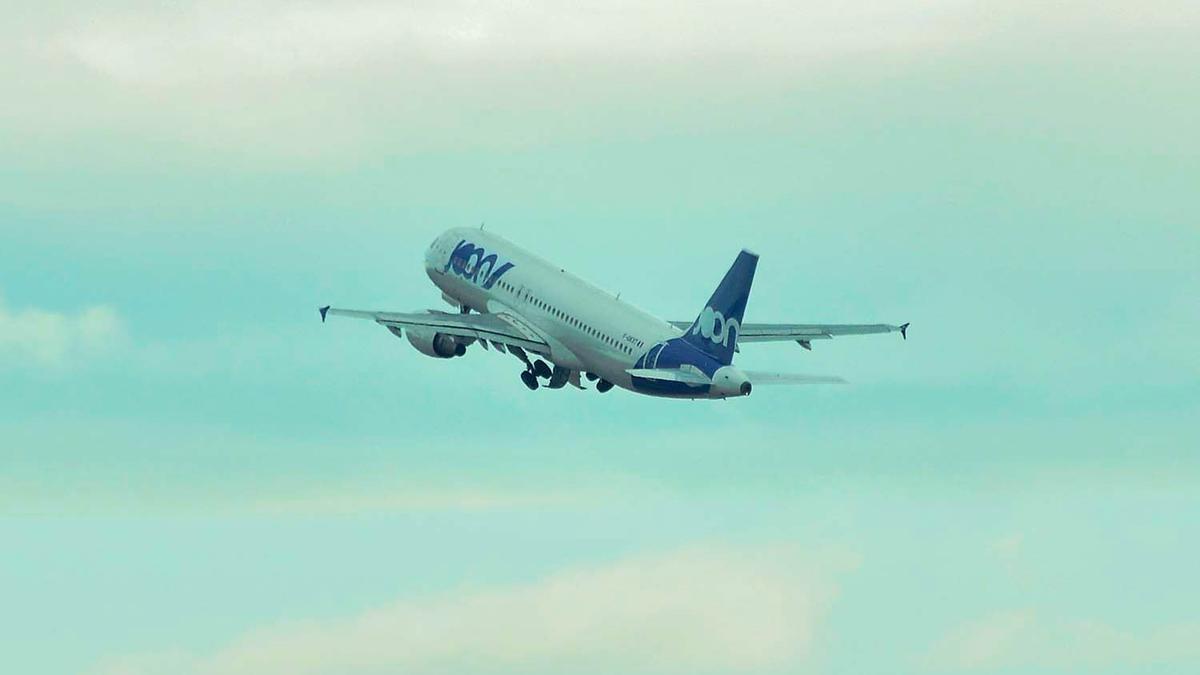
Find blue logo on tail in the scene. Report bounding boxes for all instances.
[692,306,740,348]
[444,240,515,290]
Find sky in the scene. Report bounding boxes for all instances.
[2,1,1198,673]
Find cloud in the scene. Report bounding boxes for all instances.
[92,544,849,675]
[0,294,125,368]
[38,0,1200,87]
[46,0,976,86]
[1,0,994,163]
[5,0,1196,164]
[925,610,1200,671]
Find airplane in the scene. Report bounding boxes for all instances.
[319,228,907,399]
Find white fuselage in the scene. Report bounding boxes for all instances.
[424,228,682,392]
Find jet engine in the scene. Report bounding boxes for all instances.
[403,326,467,358]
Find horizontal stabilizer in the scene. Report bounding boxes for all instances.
[626,368,711,386]
[745,371,846,385]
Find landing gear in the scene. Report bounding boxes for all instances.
[547,365,570,389]
[520,370,540,390]
[585,372,599,382]
[510,346,540,391]
[596,379,613,393]
[510,350,578,393]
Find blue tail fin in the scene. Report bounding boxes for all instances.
[681,249,758,365]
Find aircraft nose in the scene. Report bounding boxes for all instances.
[424,240,440,270]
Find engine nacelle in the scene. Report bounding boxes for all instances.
[403,326,467,359]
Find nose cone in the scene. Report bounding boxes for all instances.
[711,365,752,398]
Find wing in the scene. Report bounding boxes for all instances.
[319,306,550,355]
[669,321,908,349]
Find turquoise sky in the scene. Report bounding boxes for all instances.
[2,2,1198,674]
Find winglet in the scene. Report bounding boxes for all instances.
[899,322,909,340]
[319,305,331,323]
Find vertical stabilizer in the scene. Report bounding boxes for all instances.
[681,250,758,365]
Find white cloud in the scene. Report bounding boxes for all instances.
[926,610,1200,671]
[47,1,978,85]
[93,544,850,675]
[6,0,1195,163]
[1,0,996,163]
[0,294,125,368]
